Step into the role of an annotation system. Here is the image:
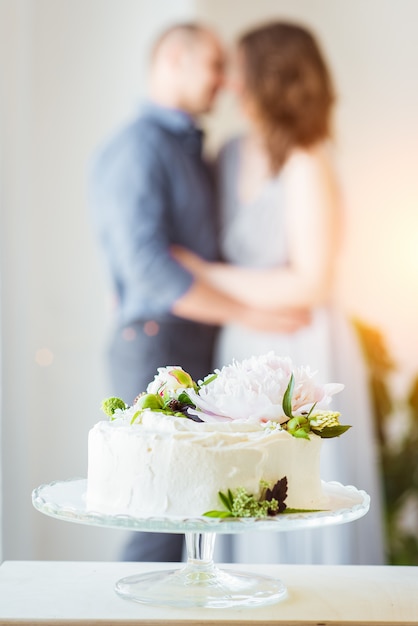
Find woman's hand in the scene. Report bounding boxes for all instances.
[172,246,313,332]
[172,149,338,310]
[242,307,312,333]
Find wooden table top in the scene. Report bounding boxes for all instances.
[0,561,417,625]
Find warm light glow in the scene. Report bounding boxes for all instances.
[339,192,418,374]
[35,348,54,367]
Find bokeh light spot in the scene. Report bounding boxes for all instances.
[35,348,54,367]
[144,320,159,337]
[122,327,137,341]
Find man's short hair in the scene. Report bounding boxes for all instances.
[151,22,209,61]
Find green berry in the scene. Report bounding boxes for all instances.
[135,393,164,411]
[101,397,127,416]
[286,416,310,439]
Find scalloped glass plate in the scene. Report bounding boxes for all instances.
[32,478,370,534]
[32,478,370,608]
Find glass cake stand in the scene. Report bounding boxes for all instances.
[32,478,369,609]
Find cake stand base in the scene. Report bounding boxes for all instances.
[115,531,286,608]
[115,563,286,609]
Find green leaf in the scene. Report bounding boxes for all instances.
[282,373,295,418]
[199,373,218,387]
[306,402,318,419]
[202,510,232,518]
[130,411,141,425]
[227,489,234,509]
[312,424,351,438]
[218,491,233,512]
[177,391,193,405]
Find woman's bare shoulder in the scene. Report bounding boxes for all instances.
[283,142,336,185]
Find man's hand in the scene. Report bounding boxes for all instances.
[171,245,207,278]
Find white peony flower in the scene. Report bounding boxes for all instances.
[188,352,343,423]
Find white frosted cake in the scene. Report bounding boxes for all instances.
[87,415,323,516]
[86,353,349,518]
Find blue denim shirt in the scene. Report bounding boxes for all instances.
[89,102,219,327]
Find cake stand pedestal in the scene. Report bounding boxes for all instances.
[32,479,369,609]
[116,532,285,607]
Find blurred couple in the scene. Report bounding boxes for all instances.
[90,22,385,565]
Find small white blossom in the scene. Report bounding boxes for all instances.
[262,420,284,433]
[113,404,140,424]
[146,366,194,397]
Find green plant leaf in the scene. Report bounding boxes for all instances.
[219,491,233,512]
[177,391,193,405]
[199,373,218,387]
[282,373,295,418]
[202,510,232,518]
[306,402,318,419]
[311,424,351,438]
[130,411,141,425]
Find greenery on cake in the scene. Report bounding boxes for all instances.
[203,477,322,518]
[280,373,351,439]
[101,396,127,416]
[100,352,351,439]
[204,478,287,518]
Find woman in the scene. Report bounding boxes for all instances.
[175,22,385,565]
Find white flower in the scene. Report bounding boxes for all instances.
[112,404,139,424]
[188,352,343,423]
[146,366,195,397]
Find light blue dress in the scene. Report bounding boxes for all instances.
[214,138,386,565]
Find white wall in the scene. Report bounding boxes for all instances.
[0,0,195,561]
[1,0,417,562]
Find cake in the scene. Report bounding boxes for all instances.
[86,352,350,518]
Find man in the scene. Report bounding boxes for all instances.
[90,23,307,562]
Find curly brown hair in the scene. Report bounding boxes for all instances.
[238,21,335,173]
